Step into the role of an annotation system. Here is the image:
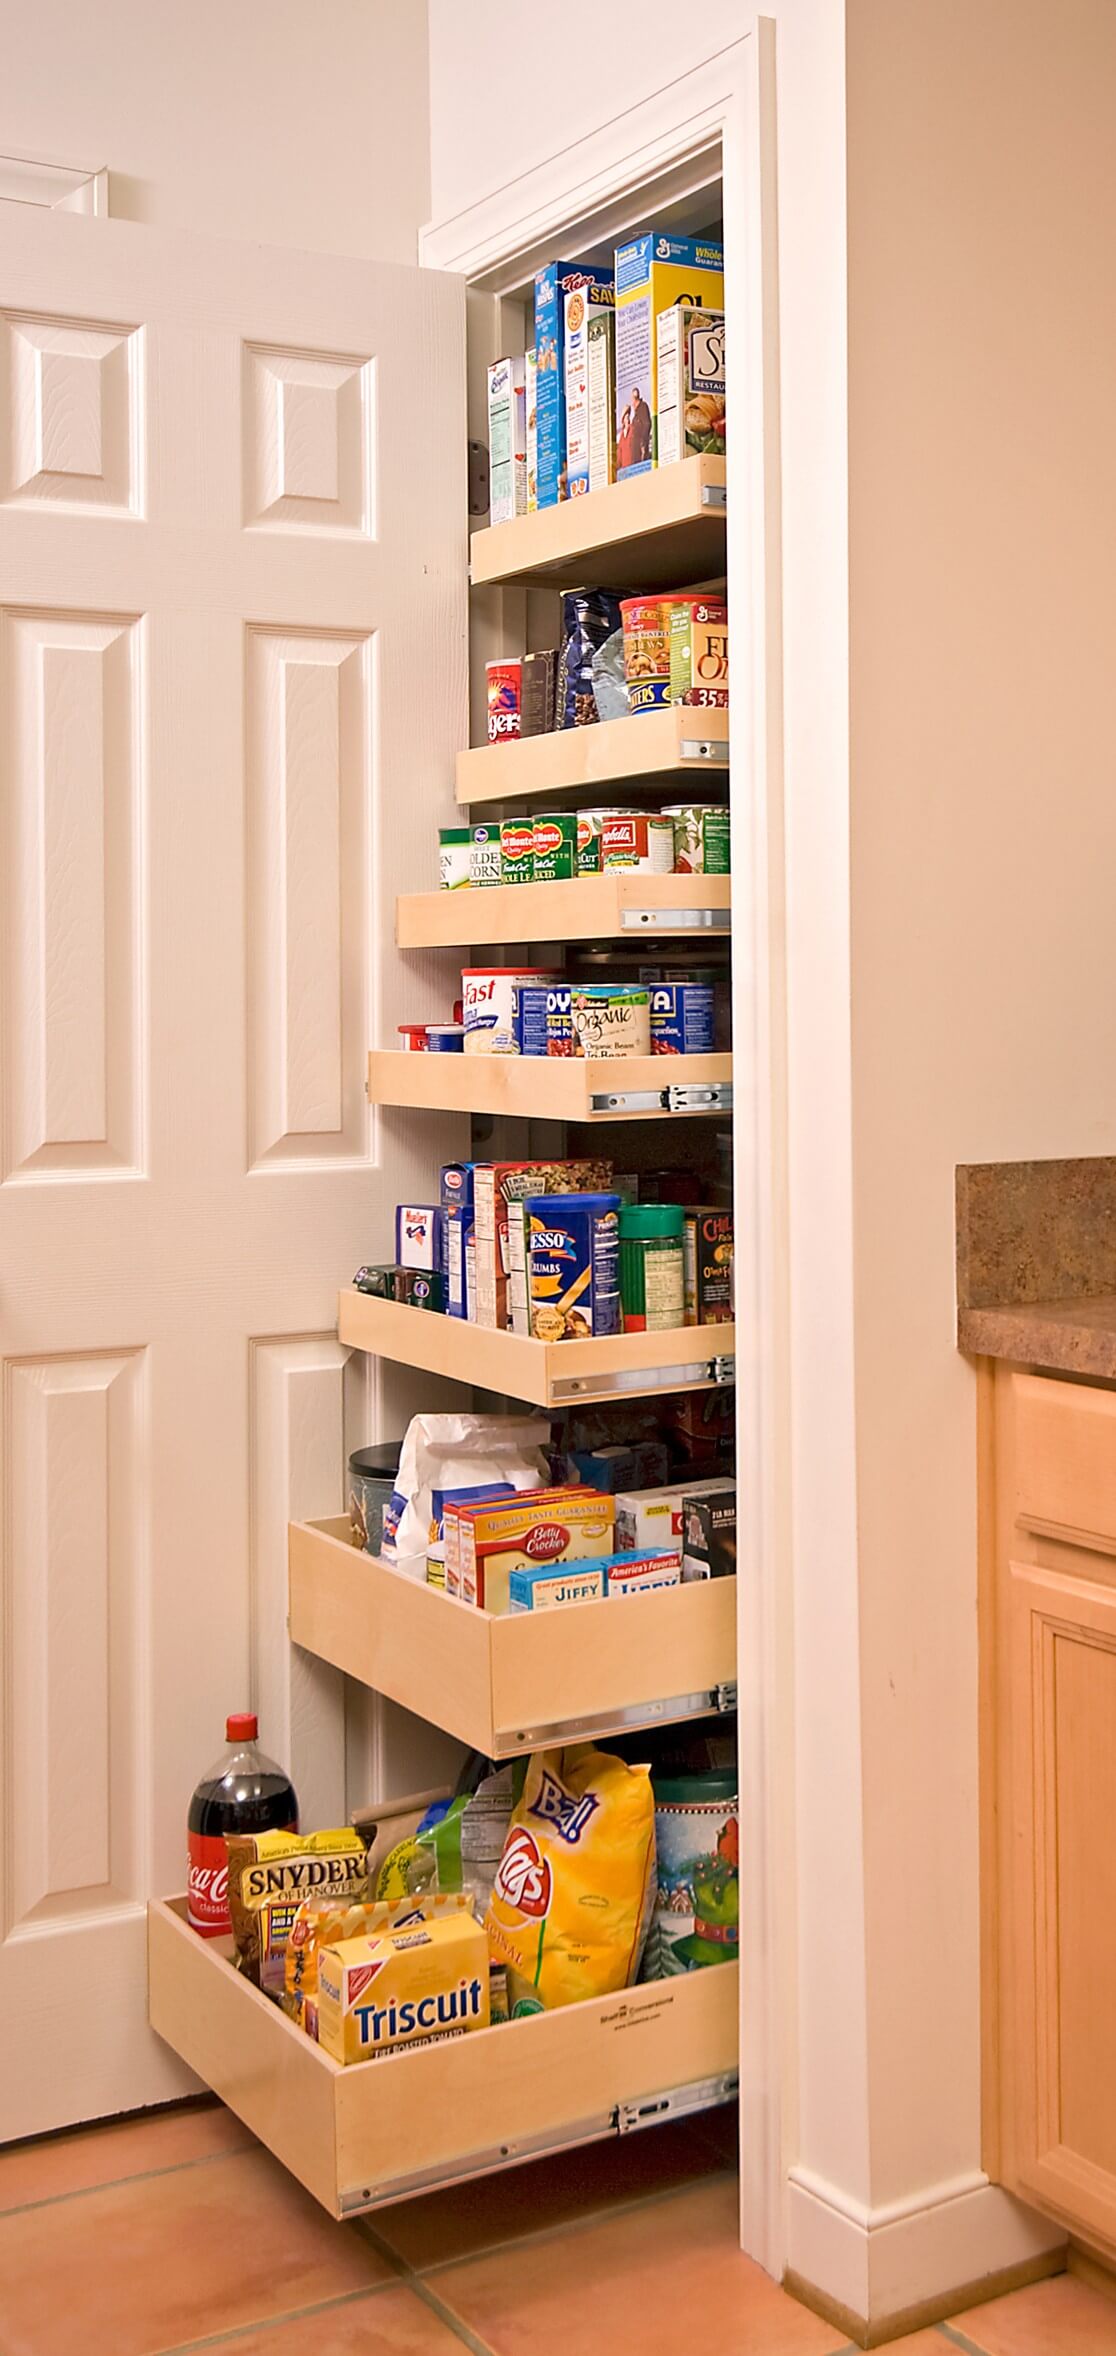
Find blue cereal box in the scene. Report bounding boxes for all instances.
[564,277,615,498]
[508,1561,607,1612]
[614,233,724,478]
[534,261,615,508]
[648,981,715,1056]
[395,1205,443,1272]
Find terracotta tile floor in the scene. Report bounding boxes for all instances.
[0,2097,1113,2356]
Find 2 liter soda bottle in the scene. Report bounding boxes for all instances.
[187,1714,298,1937]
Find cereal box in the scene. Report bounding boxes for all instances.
[656,305,725,467]
[588,311,617,492]
[533,260,614,508]
[487,355,527,525]
[614,233,724,477]
[473,1161,550,1330]
[564,277,615,498]
[317,1911,490,2064]
[508,1561,607,1611]
[457,1487,614,1613]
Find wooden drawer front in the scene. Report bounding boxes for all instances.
[148,1899,738,2219]
[1013,1375,1116,1550]
[1008,1561,1116,2244]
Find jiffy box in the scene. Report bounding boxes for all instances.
[317,1911,490,2066]
[453,1488,614,1614]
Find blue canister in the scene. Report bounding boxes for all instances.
[545,983,574,1056]
[514,983,551,1058]
[426,1023,465,1052]
[525,1191,621,1341]
[649,981,715,1055]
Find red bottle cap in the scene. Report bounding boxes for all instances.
[225,1712,258,1741]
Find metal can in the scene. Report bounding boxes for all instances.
[600,811,676,873]
[648,981,715,1055]
[426,1023,466,1052]
[499,819,535,884]
[576,806,623,874]
[663,803,731,875]
[546,983,575,1057]
[469,822,503,888]
[486,659,522,742]
[619,596,678,716]
[570,982,651,1059]
[438,827,473,889]
[531,811,578,883]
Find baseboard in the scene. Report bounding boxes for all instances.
[786,2164,1066,2342]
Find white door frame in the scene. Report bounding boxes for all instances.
[421,26,789,2281]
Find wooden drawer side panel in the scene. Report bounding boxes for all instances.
[1013,1374,1116,1550]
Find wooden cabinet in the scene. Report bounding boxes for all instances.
[984,1366,1116,2257]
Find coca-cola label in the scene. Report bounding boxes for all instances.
[187,1833,231,1936]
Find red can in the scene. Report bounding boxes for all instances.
[486,659,522,742]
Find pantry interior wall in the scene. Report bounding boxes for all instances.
[2,0,429,261]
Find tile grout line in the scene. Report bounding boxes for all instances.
[0,2143,252,2222]
[145,2279,402,2356]
[939,2325,999,2356]
[408,2275,503,2356]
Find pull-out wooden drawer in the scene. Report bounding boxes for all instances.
[289,1519,737,1757]
[148,1898,738,2219]
[1012,1374,1116,1551]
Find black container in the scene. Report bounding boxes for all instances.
[348,1441,403,1556]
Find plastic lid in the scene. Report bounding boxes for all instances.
[524,1192,621,1213]
[349,1442,402,1478]
[620,1203,685,1238]
[226,1712,258,1742]
[653,1771,738,1803]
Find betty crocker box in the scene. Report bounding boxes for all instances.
[450,1488,614,1614]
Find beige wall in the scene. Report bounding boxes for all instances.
[4,0,429,260]
[847,0,1116,2202]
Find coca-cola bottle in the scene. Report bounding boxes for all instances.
[187,1713,298,1937]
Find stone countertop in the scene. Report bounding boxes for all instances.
[957,1157,1116,1377]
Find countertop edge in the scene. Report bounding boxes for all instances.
[958,1301,1116,1381]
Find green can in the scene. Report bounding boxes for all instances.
[619,1203,685,1332]
[531,811,578,883]
[499,818,535,884]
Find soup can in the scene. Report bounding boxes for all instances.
[486,660,522,742]
[619,596,677,716]
[600,811,675,873]
[438,827,473,889]
[570,983,651,1059]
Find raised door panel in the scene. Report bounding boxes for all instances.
[1008,1555,1116,2249]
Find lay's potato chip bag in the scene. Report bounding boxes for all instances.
[485,1746,655,2014]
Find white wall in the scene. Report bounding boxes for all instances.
[4,0,429,261]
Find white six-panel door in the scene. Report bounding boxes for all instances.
[0,206,466,2137]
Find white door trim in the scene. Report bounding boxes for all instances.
[421,26,790,2283]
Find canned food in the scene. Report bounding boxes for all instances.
[600,811,675,873]
[486,660,522,742]
[546,982,575,1057]
[531,812,578,883]
[620,596,678,716]
[398,1023,429,1051]
[649,981,715,1055]
[426,1023,466,1052]
[499,819,535,885]
[668,597,729,708]
[462,966,551,1056]
[576,807,624,874]
[469,822,503,888]
[438,827,472,889]
[570,983,651,1059]
[526,1191,621,1340]
[663,803,731,875]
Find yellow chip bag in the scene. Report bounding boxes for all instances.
[485,1746,655,2014]
[285,1890,474,2033]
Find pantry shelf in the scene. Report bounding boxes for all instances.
[338,1288,736,1407]
[148,1896,739,2220]
[396,872,731,951]
[289,1517,737,1757]
[455,706,729,809]
[470,454,726,593]
[368,1050,733,1123]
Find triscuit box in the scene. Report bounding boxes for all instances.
[487,355,526,525]
[533,260,614,508]
[564,278,615,497]
[317,1911,490,2065]
[656,305,725,468]
[508,1561,607,1611]
[457,1487,614,1613]
[614,233,724,477]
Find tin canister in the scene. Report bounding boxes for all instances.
[668,598,729,709]
[486,660,522,742]
[600,811,675,873]
[619,596,678,716]
[663,804,731,875]
[531,812,578,883]
[469,823,503,888]
[348,1442,403,1555]
[462,966,551,1055]
[644,1772,739,1977]
[648,981,715,1055]
[576,807,623,874]
[426,1023,466,1052]
[500,819,535,885]
[526,1190,621,1340]
[546,982,575,1056]
[570,982,651,1059]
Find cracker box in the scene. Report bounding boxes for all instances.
[317,1911,490,2065]
[683,1207,734,1325]
[587,310,617,493]
[473,1161,550,1331]
[508,1560,607,1611]
[533,260,614,508]
[681,1487,737,1582]
[564,278,615,497]
[487,355,527,525]
[395,1205,442,1273]
[656,305,725,467]
[614,1476,733,1552]
[614,233,724,477]
[457,1487,614,1613]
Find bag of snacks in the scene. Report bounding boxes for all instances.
[225,1828,369,1988]
[557,591,625,728]
[485,1746,655,2014]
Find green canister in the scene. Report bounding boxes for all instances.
[619,1202,685,1332]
